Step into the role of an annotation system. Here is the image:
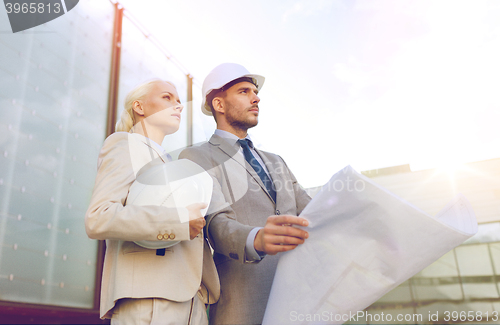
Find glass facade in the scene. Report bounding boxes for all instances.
[347,222,500,324]
[0,0,203,313]
[0,0,113,308]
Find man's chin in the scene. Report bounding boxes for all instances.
[247,119,258,129]
[228,117,258,130]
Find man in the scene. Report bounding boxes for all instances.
[180,63,311,324]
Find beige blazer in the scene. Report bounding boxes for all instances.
[85,132,219,319]
[180,134,311,325]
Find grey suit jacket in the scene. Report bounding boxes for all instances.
[85,132,219,319]
[180,134,311,325]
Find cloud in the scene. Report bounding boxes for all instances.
[282,0,343,22]
[332,58,371,97]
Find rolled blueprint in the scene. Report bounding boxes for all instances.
[263,166,477,325]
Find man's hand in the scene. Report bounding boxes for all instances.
[254,215,309,255]
[186,203,207,240]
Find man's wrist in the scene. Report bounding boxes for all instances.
[245,227,265,261]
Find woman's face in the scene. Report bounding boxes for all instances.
[139,81,183,135]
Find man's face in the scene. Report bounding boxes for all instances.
[220,81,260,131]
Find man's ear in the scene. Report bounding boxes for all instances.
[212,97,225,115]
[132,100,145,116]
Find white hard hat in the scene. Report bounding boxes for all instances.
[128,159,213,249]
[201,63,265,116]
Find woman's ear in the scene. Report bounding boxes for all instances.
[132,100,145,116]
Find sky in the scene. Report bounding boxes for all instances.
[116,0,500,188]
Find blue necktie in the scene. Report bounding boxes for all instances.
[238,139,276,202]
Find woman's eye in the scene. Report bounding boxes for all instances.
[163,95,171,100]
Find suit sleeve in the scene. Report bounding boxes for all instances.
[85,133,190,242]
[180,147,255,264]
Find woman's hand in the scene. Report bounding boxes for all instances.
[186,203,208,240]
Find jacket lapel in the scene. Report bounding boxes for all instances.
[134,133,169,163]
[209,134,275,203]
[256,149,282,203]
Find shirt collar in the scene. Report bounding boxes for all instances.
[130,133,167,156]
[214,129,253,148]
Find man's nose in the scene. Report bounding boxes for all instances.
[251,93,260,104]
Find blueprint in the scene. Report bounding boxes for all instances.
[263,166,478,325]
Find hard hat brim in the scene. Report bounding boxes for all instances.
[201,73,265,116]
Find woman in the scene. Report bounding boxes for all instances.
[85,79,219,324]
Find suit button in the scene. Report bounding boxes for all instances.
[169,234,176,240]
[276,210,280,215]
[162,233,170,240]
[157,234,163,240]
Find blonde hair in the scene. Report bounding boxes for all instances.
[115,79,176,132]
